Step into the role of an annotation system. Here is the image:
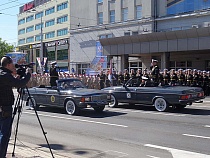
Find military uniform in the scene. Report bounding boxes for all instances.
[97,72,106,89]
[49,62,59,87]
[162,71,170,86]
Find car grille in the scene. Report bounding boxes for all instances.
[92,94,107,102]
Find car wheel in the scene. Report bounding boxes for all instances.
[65,100,79,115]
[27,97,39,110]
[94,105,105,112]
[108,94,118,108]
[154,98,168,112]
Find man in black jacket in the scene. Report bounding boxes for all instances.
[0,56,31,158]
[49,61,59,87]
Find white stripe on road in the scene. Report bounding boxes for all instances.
[108,108,186,117]
[144,144,210,158]
[147,155,160,158]
[183,134,210,140]
[24,111,128,128]
[204,125,210,128]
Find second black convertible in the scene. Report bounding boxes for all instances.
[102,78,205,112]
[25,78,110,115]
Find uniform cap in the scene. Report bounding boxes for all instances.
[50,61,57,65]
[152,59,158,62]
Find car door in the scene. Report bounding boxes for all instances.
[45,87,60,106]
[33,88,47,105]
[114,86,136,103]
[135,87,154,104]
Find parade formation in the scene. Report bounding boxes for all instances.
[27,61,210,97]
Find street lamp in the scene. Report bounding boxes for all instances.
[27,9,44,75]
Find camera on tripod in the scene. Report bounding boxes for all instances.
[15,63,34,77]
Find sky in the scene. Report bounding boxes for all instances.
[0,0,29,46]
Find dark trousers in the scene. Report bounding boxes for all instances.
[0,114,12,158]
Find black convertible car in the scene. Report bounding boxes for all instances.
[24,78,110,115]
[102,78,205,112]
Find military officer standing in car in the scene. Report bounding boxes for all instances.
[49,61,59,87]
[150,59,160,86]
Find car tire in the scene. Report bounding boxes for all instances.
[108,94,118,108]
[94,105,105,113]
[26,97,39,110]
[154,98,168,112]
[65,100,79,115]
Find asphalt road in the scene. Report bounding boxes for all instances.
[11,91,210,158]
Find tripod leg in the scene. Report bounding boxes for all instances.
[11,88,24,157]
[25,86,55,158]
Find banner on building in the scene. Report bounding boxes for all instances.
[6,52,27,64]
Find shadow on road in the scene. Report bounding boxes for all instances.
[114,103,210,116]
[35,106,127,118]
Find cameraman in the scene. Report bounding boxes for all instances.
[0,56,31,158]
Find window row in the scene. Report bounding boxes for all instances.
[18,28,68,45]
[18,16,68,34]
[98,5,142,24]
[18,1,68,25]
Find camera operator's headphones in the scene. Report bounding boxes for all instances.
[1,56,13,67]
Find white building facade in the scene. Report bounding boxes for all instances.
[18,0,210,74]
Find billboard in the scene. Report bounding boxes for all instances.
[6,52,27,64]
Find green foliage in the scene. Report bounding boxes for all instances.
[0,38,14,58]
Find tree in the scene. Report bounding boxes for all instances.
[0,38,14,58]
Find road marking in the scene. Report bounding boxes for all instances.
[105,150,129,157]
[108,108,186,117]
[204,125,210,128]
[147,155,160,158]
[183,134,210,140]
[24,111,128,128]
[144,144,210,158]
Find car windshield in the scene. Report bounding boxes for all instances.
[58,80,86,90]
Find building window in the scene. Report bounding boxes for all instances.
[35,35,41,41]
[35,23,44,30]
[124,32,130,36]
[18,18,25,25]
[98,12,103,24]
[45,19,55,27]
[78,64,89,75]
[136,5,142,19]
[26,36,34,43]
[45,7,55,15]
[132,31,138,35]
[18,39,25,45]
[57,15,68,24]
[98,0,103,3]
[18,29,25,35]
[170,61,192,70]
[47,51,55,61]
[109,10,115,23]
[57,28,68,36]
[35,12,43,19]
[57,49,68,60]
[122,8,128,22]
[99,34,113,39]
[57,2,68,11]
[45,31,55,39]
[26,15,34,22]
[26,26,34,33]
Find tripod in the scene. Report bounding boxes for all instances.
[11,86,54,157]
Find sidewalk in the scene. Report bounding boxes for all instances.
[7,140,85,158]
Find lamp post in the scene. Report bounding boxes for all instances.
[40,15,44,75]
[27,9,44,75]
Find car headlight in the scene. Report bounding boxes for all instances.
[81,97,91,102]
